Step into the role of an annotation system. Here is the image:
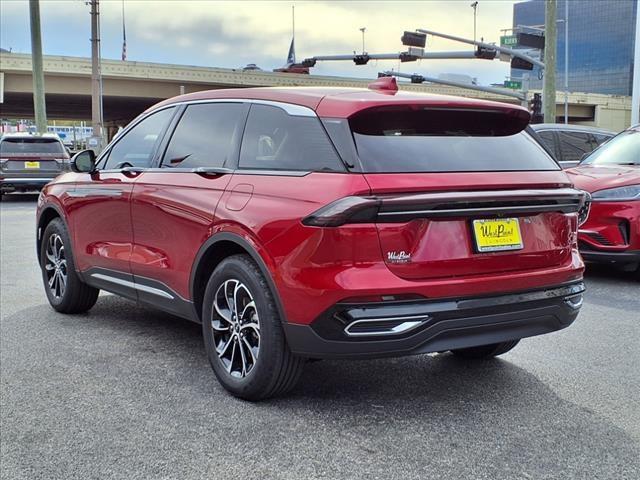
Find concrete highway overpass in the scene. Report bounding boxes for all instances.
[0,52,633,132]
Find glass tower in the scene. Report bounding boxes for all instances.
[511,0,637,95]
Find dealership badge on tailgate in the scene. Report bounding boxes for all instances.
[387,251,412,263]
[472,218,524,253]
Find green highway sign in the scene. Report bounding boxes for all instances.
[500,35,518,47]
[504,80,522,90]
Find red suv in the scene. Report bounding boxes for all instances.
[36,80,589,400]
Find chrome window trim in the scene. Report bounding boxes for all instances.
[165,98,317,117]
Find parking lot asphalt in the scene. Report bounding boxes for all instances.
[1,193,639,480]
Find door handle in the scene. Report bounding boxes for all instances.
[193,167,234,177]
[121,166,145,176]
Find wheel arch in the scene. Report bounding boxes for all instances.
[189,232,287,325]
[36,204,65,264]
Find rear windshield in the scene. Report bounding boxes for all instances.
[0,138,65,155]
[349,106,559,173]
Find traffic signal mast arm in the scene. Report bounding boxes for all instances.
[415,28,545,69]
[381,71,526,101]
[302,50,481,67]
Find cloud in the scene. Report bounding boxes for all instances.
[1,0,517,84]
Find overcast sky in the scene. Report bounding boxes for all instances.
[1,0,519,85]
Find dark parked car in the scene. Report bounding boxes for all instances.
[530,123,615,168]
[36,80,589,400]
[0,133,70,197]
[566,125,640,271]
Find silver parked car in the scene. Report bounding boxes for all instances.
[530,124,615,168]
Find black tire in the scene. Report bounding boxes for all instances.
[450,340,520,359]
[40,218,99,313]
[202,254,304,401]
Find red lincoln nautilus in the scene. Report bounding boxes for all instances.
[36,78,589,400]
[566,125,640,272]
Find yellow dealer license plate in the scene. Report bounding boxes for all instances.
[25,161,40,169]
[472,218,523,253]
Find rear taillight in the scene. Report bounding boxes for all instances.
[302,196,380,227]
[303,188,590,228]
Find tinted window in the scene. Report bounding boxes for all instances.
[557,131,594,163]
[239,104,344,172]
[349,107,558,173]
[162,103,246,169]
[593,133,612,145]
[0,138,64,155]
[581,130,639,166]
[536,130,558,157]
[104,107,175,169]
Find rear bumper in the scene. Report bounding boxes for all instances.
[284,282,585,359]
[0,177,55,191]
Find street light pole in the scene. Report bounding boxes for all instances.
[360,27,366,54]
[471,2,478,45]
[28,0,47,134]
[543,0,557,123]
[632,0,640,125]
[564,0,569,124]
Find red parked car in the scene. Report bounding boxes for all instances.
[36,79,589,400]
[566,125,640,271]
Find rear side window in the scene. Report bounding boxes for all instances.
[103,107,175,169]
[557,131,594,163]
[239,104,344,172]
[0,138,64,155]
[349,106,558,172]
[593,133,612,145]
[162,103,247,169]
[536,130,559,158]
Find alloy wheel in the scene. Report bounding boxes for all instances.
[45,233,67,299]
[212,279,260,378]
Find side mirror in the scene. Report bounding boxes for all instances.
[71,149,96,173]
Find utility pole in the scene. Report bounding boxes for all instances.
[543,0,557,123]
[89,0,103,147]
[632,0,640,125]
[360,27,366,54]
[28,0,47,134]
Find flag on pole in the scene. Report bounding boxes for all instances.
[121,0,127,61]
[286,37,295,66]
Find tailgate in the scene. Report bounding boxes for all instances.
[2,154,64,175]
[367,174,582,280]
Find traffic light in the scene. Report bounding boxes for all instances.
[475,46,497,60]
[511,56,534,71]
[530,93,543,124]
[401,31,427,48]
[353,54,370,65]
[399,51,420,62]
[301,58,317,68]
[517,32,545,50]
